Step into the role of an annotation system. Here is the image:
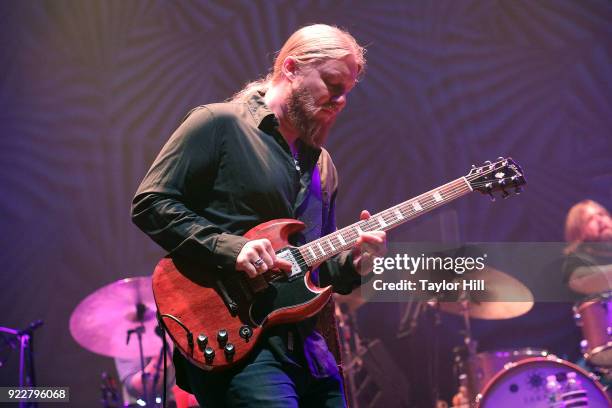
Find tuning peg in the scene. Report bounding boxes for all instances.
[514,186,523,194]
[488,192,496,202]
[501,189,510,199]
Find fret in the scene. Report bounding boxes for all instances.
[317,242,326,256]
[377,215,387,228]
[327,238,336,251]
[307,246,316,259]
[298,177,474,268]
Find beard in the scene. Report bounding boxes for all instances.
[286,86,337,148]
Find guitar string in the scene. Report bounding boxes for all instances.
[297,183,471,267]
[297,165,522,267]
[272,161,522,273]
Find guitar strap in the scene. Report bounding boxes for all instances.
[292,152,344,379]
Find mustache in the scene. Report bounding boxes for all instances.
[321,104,341,113]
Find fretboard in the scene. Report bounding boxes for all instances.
[298,177,473,266]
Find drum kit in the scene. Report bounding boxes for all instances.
[69,276,172,407]
[69,265,611,407]
[336,264,612,407]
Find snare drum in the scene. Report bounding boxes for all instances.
[575,291,612,367]
[476,357,611,407]
[466,348,549,401]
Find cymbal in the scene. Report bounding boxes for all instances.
[434,266,534,320]
[69,276,162,359]
[569,268,612,295]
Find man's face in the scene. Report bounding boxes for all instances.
[286,55,358,147]
[582,204,612,242]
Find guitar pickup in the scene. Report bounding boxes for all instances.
[276,248,304,281]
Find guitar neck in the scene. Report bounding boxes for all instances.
[298,177,473,267]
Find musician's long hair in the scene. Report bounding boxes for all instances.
[564,199,610,255]
[229,24,366,102]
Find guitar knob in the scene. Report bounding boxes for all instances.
[204,346,215,363]
[217,329,228,347]
[224,343,236,359]
[197,334,208,351]
[239,325,253,342]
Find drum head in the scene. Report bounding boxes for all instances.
[467,348,548,400]
[477,357,610,408]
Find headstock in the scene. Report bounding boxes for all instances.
[466,157,526,200]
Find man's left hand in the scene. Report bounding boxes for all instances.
[352,210,387,276]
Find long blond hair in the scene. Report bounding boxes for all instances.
[230,24,366,102]
[564,199,610,254]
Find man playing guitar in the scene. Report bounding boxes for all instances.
[132,24,386,407]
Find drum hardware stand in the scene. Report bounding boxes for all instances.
[335,303,365,408]
[397,300,425,339]
[458,291,478,357]
[454,292,478,405]
[99,371,120,408]
[429,300,444,406]
[0,320,43,408]
[126,303,151,406]
[151,324,172,408]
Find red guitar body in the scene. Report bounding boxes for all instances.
[152,219,332,371]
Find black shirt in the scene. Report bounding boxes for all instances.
[131,92,362,386]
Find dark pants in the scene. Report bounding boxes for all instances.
[183,348,346,408]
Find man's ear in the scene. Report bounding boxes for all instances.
[281,57,298,81]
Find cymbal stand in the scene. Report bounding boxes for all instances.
[126,303,149,406]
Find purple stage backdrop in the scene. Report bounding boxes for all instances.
[1,1,611,406]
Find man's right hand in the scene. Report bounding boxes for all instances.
[235,239,293,278]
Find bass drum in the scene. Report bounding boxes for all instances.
[466,348,549,401]
[476,357,610,408]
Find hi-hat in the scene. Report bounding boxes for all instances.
[434,266,534,320]
[69,276,161,358]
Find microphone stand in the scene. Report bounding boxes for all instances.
[0,320,44,408]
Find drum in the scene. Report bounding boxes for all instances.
[476,357,611,407]
[575,291,612,367]
[466,348,549,400]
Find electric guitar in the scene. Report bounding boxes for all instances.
[152,157,526,371]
